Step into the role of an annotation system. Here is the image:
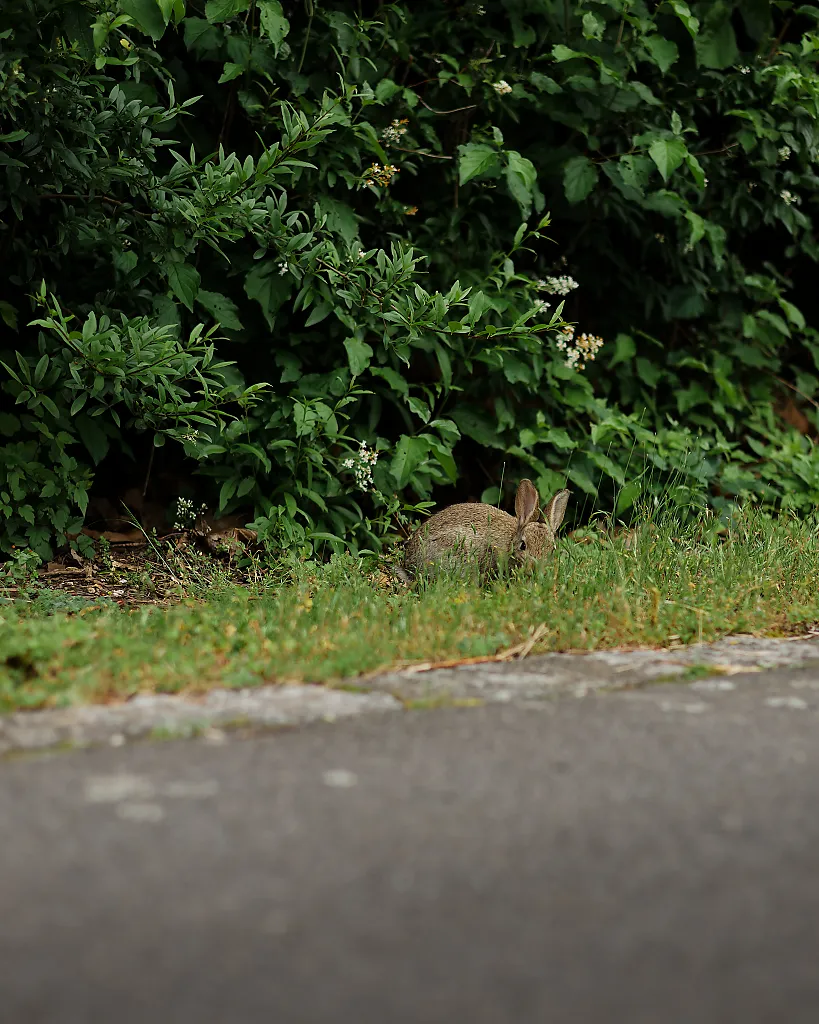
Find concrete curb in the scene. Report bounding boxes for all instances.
[3,635,819,755]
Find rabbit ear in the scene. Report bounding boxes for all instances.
[514,479,540,527]
[542,489,570,533]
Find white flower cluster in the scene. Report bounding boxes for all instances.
[739,66,751,75]
[780,189,799,206]
[555,327,604,372]
[382,119,409,145]
[532,298,551,314]
[276,261,289,275]
[537,275,579,296]
[778,145,791,162]
[174,497,208,531]
[342,440,379,491]
[492,80,513,95]
[363,163,399,187]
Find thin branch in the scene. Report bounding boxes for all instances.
[770,372,819,415]
[693,142,740,158]
[416,96,477,116]
[390,145,453,160]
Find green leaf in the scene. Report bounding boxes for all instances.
[450,408,504,449]
[644,34,679,73]
[567,465,597,495]
[165,262,201,311]
[0,412,21,436]
[407,396,431,423]
[183,16,220,53]
[204,0,248,22]
[779,299,806,330]
[218,62,245,84]
[258,0,289,49]
[370,366,409,396]
[305,301,332,327]
[685,151,706,188]
[552,44,586,62]
[0,129,29,144]
[505,150,538,217]
[219,477,238,510]
[563,155,598,204]
[544,427,576,450]
[696,18,739,69]
[120,0,168,40]
[636,358,662,387]
[685,210,706,247]
[245,263,290,329]
[196,290,244,330]
[375,79,402,104]
[70,394,88,416]
[457,143,500,185]
[344,337,374,376]
[582,11,604,41]
[615,481,642,516]
[390,435,430,488]
[502,354,531,385]
[33,355,49,385]
[0,301,18,330]
[316,196,359,245]
[648,137,688,182]
[609,333,636,367]
[529,72,562,94]
[76,414,110,465]
[668,0,699,37]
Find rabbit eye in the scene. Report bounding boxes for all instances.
[518,540,527,551]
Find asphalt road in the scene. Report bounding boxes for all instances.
[3,674,819,1024]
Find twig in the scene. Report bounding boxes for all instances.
[769,372,819,415]
[390,145,453,160]
[416,96,477,116]
[142,442,155,499]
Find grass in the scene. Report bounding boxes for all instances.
[2,507,819,713]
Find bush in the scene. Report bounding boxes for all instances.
[2,0,819,558]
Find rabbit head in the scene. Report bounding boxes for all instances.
[511,480,570,562]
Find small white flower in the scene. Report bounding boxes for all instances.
[382,119,409,145]
[492,80,513,96]
[358,248,366,259]
[537,275,579,296]
[276,261,288,275]
[780,189,799,206]
[555,330,603,372]
[739,66,751,75]
[173,497,208,530]
[778,145,791,162]
[342,442,380,491]
[702,176,709,187]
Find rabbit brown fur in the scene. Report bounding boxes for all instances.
[403,479,570,574]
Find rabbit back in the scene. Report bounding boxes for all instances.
[403,503,516,571]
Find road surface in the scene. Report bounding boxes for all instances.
[2,667,819,1023]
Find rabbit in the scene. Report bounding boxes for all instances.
[401,479,570,576]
